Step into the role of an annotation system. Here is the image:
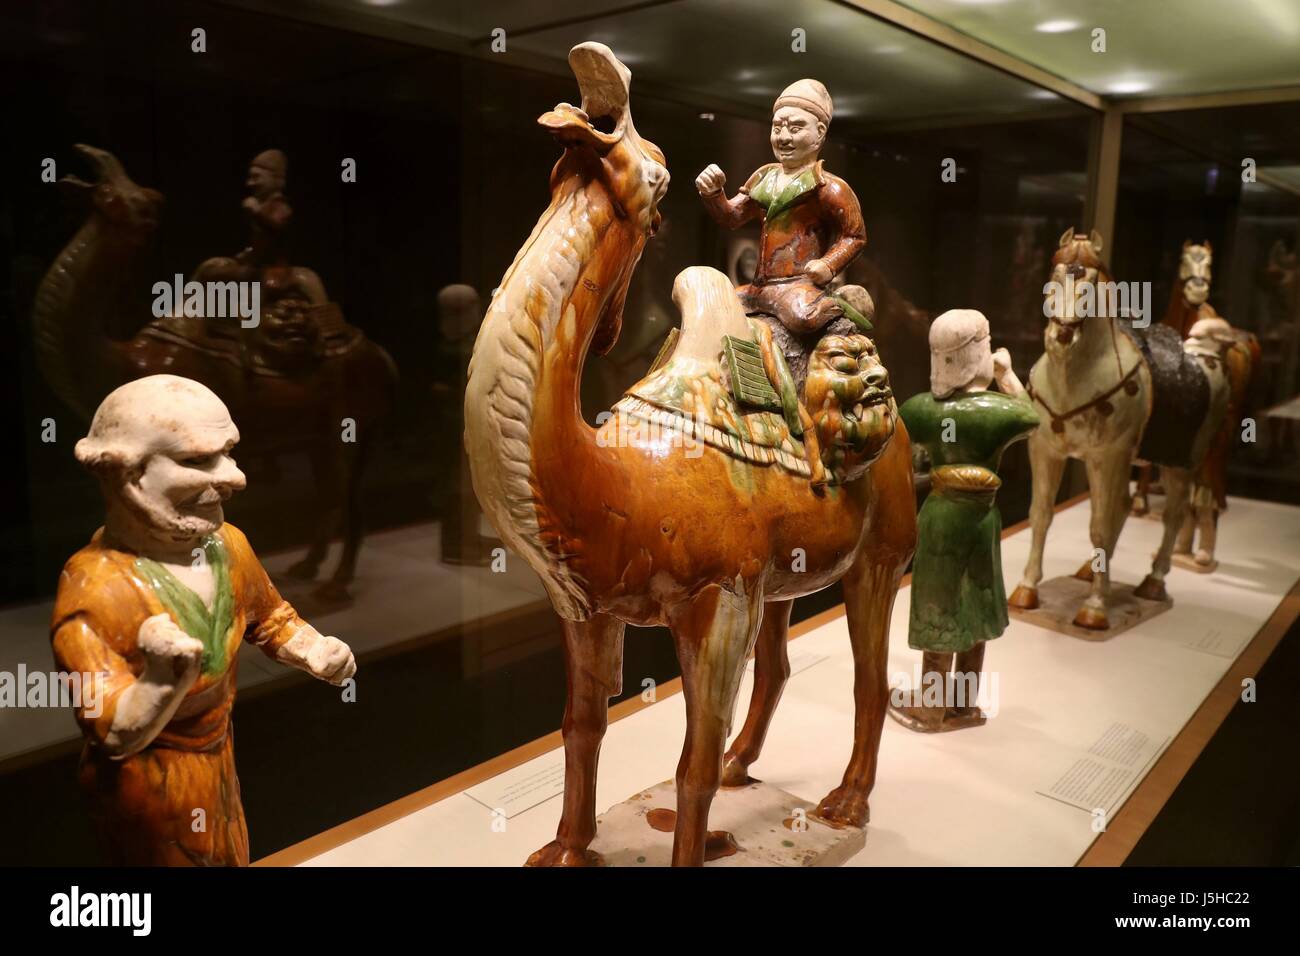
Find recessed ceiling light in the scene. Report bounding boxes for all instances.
[1035,20,1080,33]
[1109,80,1150,94]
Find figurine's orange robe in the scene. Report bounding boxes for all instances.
[50,523,303,866]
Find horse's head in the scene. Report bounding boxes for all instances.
[538,43,669,355]
[60,144,163,244]
[1179,240,1213,305]
[1046,227,1110,346]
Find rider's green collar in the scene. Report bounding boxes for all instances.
[746,161,823,219]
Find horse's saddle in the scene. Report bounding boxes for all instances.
[615,267,816,479]
[1120,320,1209,469]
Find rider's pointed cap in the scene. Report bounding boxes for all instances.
[775,79,832,127]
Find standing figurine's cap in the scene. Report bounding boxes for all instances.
[929,309,992,399]
[774,79,833,127]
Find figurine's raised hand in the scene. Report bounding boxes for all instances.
[992,347,1011,377]
[695,164,726,197]
[304,634,356,686]
[137,613,204,684]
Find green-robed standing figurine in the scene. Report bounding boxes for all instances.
[890,309,1039,733]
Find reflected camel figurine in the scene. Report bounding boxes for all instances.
[464,44,915,866]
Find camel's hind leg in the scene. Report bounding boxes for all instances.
[668,581,764,866]
[1136,466,1192,602]
[526,613,624,867]
[721,599,793,788]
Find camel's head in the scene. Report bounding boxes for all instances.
[805,332,895,484]
[1045,227,1110,347]
[539,44,668,237]
[1179,240,1212,305]
[61,144,163,242]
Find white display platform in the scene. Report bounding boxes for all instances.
[0,521,544,765]
[289,494,1300,867]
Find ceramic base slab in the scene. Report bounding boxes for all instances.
[1009,574,1172,641]
[1171,552,1218,574]
[589,778,864,867]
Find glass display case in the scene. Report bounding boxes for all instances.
[1,0,1296,876]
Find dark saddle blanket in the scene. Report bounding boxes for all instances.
[1120,321,1208,469]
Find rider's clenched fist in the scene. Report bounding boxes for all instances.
[695,164,725,197]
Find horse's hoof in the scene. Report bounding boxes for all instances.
[812,785,869,829]
[1132,497,1148,516]
[719,752,753,789]
[1073,561,1095,582]
[1133,575,1168,602]
[285,559,319,581]
[1195,550,1214,567]
[525,840,603,867]
[1008,585,1039,610]
[1073,605,1110,630]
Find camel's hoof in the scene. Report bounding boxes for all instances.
[525,840,603,867]
[812,785,869,829]
[719,752,753,789]
[1008,585,1039,610]
[285,559,320,581]
[1133,575,1168,602]
[1073,561,1095,582]
[1073,605,1110,630]
[313,580,352,603]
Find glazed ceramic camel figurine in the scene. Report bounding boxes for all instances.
[464,43,915,866]
[1009,230,1229,629]
[32,145,397,599]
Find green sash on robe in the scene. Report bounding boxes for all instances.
[134,533,235,678]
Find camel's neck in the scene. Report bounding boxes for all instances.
[464,169,640,620]
[32,215,131,415]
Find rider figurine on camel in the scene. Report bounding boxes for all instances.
[695,79,871,386]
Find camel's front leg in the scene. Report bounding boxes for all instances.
[526,613,625,867]
[815,549,906,828]
[1009,430,1067,609]
[1074,453,1132,629]
[668,581,763,866]
[721,599,792,788]
[1136,466,1191,602]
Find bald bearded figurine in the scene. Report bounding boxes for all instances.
[696,80,867,350]
[51,375,356,865]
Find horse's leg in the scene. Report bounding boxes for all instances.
[1136,466,1191,602]
[1173,501,1195,556]
[1009,430,1067,609]
[526,613,625,867]
[1132,462,1151,515]
[1196,508,1218,565]
[668,582,763,866]
[721,599,792,788]
[1074,452,1130,629]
